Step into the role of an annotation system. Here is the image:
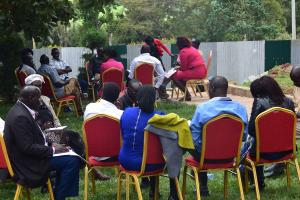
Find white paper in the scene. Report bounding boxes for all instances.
[164,68,177,78]
[46,126,67,132]
[54,149,88,163]
[0,117,5,133]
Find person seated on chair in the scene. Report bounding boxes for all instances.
[119,85,166,199]
[290,65,300,118]
[248,76,295,189]
[128,45,169,99]
[18,48,37,75]
[100,48,124,74]
[171,37,207,101]
[88,47,105,95]
[50,48,72,80]
[189,76,248,196]
[37,54,83,115]
[25,74,85,161]
[116,79,142,110]
[3,86,80,200]
[84,82,123,180]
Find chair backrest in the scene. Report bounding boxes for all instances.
[200,114,244,169]
[85,61,93,85]
[41,75,57,100]
[15,68,27,87]
[205,50,212,79]
[0,133,14,176]
[255,107,296,162]
[134,63,154,85]
[102,67,124,90]
[82,114,121,160]
[140,131,165,174]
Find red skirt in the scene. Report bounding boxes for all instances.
[172,65,207,81]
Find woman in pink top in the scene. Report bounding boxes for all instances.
[100,48,124,73]
[172,37,207,101]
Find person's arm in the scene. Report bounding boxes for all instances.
[248,98,263,138]
[128,59,137,79]
[154,59,165,88]
[189,106,203,151]
[11,116,53,158]
[42,96,61,127]
[49,68,68,87]
[155,39,172,55]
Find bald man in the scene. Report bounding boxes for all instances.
[4,86,80,199]
[189,76,248,196]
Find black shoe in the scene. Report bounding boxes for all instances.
[63,106,72,113]
[140,177,150,189]
[194,186,210,197]
[168,195,179,200]
[149,191,161,199]
[250,183,266,191]
[265,164,284,178]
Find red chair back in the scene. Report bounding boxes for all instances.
[200,114,244,169]
[140,131,165,173]
[102,68,124,90]
[255,107,296,162]
[134,63,154,85]
[41,75,56,100]
[15,68,27,87]
[0,134,13,176]
[83,114,121,159]
[0,135,7,169]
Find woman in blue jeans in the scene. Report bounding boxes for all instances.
[119,85,165,198]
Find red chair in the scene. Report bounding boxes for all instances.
[14,68,27,88]
[41,75,78,117]
[134,63,154,85]
[182,114,245,200]
[117,131,183,200]
[0,133,54,200]
[102,67,124,91]
[244,107,300,200]
[82,114,121,200]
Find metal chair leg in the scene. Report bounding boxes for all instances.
[117,172,123,200]
[175,177,183,200]
[294,158,300,183]
[181,165,188,200]
[249,160,260,200]
[132,175,143,200]
[192,167,201,200]
[47,178,54,200]
[125,174,130,200]
[14,185,22,200]
[236,168,245,200]
[84,165,89,200]
[224,170,228,198]
[286,162,291,187]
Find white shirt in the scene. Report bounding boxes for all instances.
[128,53,165,88]
[50,58,68,79]
[84,99,124,120]
[19,100,48,146]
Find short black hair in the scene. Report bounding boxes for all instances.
[250,78,263,98]
[40,54,49,65]
[102,82,120,103]
[176,36,191,50]
[51,48,59,55]
[209,76,228,95]
[136,85,156,113]
[103,48,118,58]
[21,48,33,62]
[192,39,201,49]
[144,36,154,45]
[140,45,151,54]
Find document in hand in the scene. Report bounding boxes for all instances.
[54,148,88,164]
[164,68,177,78]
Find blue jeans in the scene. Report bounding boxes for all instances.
[50,156,80,200]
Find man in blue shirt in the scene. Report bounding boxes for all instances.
[189,76,248,196]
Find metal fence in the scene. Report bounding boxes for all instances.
[32,40,299,84]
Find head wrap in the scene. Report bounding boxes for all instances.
[25,74,45,85]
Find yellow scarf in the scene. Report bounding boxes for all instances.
[148,113,194,149]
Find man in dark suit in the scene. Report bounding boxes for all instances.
[4,86,80,200]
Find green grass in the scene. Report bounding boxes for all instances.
[0,101,300,199]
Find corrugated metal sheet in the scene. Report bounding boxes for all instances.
[291,40,300,65]
[200,42,217,77]
[216,41,265,84]
[33,47,90,78]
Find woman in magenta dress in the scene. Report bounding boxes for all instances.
[172,37,207,101]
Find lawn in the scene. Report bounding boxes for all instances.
[0,101,300,200]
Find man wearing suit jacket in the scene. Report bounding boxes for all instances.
[4,86,80,200]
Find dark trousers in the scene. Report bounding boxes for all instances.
[188,149,208,188]
[50,156,80,200]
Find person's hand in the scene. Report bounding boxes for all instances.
[65,66,72,73]
[52,143,69,154]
